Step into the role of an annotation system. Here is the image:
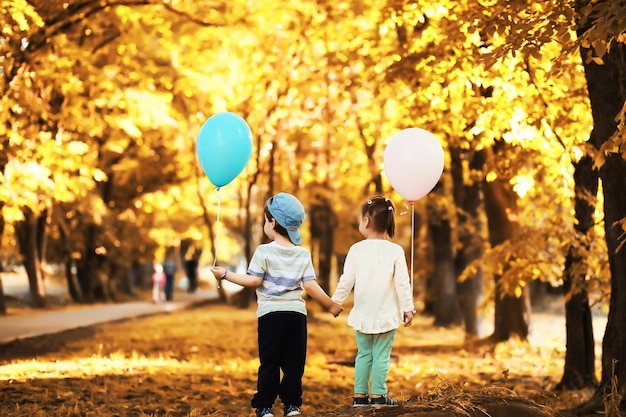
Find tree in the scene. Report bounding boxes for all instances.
[0,0,236,304]
[573,0,626,411]
[558,153,599,390]
[4,11,625,410]
[380,0,587,342]
[451,0,626,407]
[0,1,102,307]
[452,148,488,337]
[427,182,463,327]
[483,143,531,341]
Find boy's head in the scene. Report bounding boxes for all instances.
[266,192,305,245]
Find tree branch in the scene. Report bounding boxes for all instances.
[522,57,569,153]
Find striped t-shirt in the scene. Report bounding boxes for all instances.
[248,241,316,318]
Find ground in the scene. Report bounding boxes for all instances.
[0,278,617,417]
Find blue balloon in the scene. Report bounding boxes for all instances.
[196,112,253,187]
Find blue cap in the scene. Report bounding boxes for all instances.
[267,192,304,245]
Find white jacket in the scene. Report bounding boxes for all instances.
[332,239,414,334]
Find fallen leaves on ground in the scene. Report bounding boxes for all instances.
[0,299,605,417]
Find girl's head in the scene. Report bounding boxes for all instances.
[360,195,396,238]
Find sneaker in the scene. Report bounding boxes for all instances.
[256,408,274,417]
[353,396,369,407]
[370,395,398,406]
[283,404,301,416]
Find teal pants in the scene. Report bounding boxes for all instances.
[354,329,396,396]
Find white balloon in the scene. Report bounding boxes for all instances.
[383,128,444,201]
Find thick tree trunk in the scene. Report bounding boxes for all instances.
[196,169,216,266]
[14,207,47,308]
[574,1,626,409]
[599,154,626,405]
[593,74,626,408]
[66,260,83,302]
[558,154,598,390]
[76,224,98,303]
[0,275,5,315]
[483,151,530,342]
[428,182,463,327]
[0,211,6,315]
[309,193,335,294]
[36,208,50,280]
[451,148,487,337]
[492,285,531,342]
[54,209,84,303]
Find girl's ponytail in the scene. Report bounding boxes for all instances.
[361,195,396,237]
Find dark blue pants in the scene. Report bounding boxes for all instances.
[251,311,307,410]
[164,273,175,301]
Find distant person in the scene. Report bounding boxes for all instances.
[151,264,166,304]
[163,256,177,301]
[184,256,199,293]
[331,195,415,408]
[211,192,343,417]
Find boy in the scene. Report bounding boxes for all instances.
[211,192,342,417]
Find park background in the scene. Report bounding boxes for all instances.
[1,0,626,416]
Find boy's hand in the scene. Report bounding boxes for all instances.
[211,266,226,281]
[328,301,343,318]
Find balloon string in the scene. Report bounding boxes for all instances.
[410,201,415,308]
[214,187,221,288]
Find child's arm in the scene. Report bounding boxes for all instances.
[211,266,263,288]
[303,280,343,317]
[331,248,355,305]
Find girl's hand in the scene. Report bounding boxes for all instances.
[403,310,415,327]
[328,301,344,318]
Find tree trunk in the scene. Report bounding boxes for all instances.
[483,152,530,342]
[428,182,463,327]
[557,154,598,390]
[66,260,83,302]
[0,275,5,315]
[235,193,255,309]
[76,224,98,303]
[196,167,216,267]
[309,191,335,294]
[598,130,626,407]
[14,206,47,308]
[36,207,50,281]
[574,0,626,409]
[451,147,487,337]
[0,210,6,315]
[234,191,264,309]
[595,151,626,410]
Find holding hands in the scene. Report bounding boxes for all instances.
[328,301,343,318]
[211,266,343,318]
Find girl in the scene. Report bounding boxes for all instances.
[332,195,415,407]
